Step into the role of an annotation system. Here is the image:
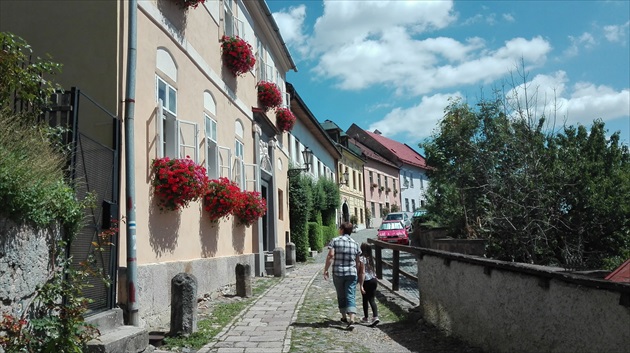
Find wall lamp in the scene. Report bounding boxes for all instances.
[288,147,313,178]
[339,170,350,186]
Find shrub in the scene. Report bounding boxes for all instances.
[307,222,324,252]
[323,225,337,245]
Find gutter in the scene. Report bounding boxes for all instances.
[124,0,139,326]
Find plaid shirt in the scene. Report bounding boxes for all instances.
[328,234,361,277]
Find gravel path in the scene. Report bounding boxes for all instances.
[289,250,485,353]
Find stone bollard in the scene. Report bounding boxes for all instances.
[235,263,252,298]
[286,242,296,266]
[273,247,286,278]
[170,273,198,336]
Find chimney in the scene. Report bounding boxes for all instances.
[374,129,382,135]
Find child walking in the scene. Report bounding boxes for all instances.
[359,242,379,327]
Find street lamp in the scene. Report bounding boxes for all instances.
[339,169,349,186]
[288,147,313,178]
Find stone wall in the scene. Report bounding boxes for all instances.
[117,254,255,329]
[0,217,59,315]
[416,248,630,353]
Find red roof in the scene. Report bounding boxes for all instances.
[605,259,630,283]
[365,130,428,169]
[354,140,398,168]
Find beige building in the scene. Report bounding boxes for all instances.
[1,0,296,328]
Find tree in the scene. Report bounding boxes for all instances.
[422,94,630,269]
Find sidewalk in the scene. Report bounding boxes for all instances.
[195,258,322,353]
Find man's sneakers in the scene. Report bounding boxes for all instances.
[346,319,355,331]
[361,317,370,323]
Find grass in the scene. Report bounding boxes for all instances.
[160,276,280,351]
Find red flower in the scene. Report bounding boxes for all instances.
[275,107,296,132]
[233,190,267,227]
[256,81,283,111]
[150,157,209,212]
[203,177,241,223]
[221,36,256,76]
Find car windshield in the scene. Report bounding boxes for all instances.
[379,222,404,230]
[387,214,403,220]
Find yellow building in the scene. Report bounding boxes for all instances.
[321,120,367,229]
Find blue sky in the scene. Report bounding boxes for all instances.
[267,0,630,153]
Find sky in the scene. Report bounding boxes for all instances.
[267,0,630,154]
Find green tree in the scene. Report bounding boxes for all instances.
[422,95,630,269]
[0,32,61,115]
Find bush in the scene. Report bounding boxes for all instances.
[323,225,337,245]
[307,222,324,252]
[0,111,83,233]
[289,174,312,262]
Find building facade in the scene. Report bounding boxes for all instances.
[321,120,367,230]
[1,0,296,328]
[347,124,430,215]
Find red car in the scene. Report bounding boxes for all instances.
[377,220,410,245]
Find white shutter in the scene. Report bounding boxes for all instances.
[243,163,259,192]
[177,119,198,162]
[218,146,232,179]
[157,100,164,158]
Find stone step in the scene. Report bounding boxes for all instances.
[87,325,148,353]
[85,308,124,334]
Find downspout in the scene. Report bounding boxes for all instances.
[124,0,139,326]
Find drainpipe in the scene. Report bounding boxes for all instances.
[124,0,139,326]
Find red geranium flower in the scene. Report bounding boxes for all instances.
[150,157,209,212]
[275,107,296,132]
[256,81,283,111]
[221,35,256,76]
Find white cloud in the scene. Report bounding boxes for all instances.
[564,32,597,57]
[368,93,462,141]
[311,0,456,52]
[271,5,309,56]
[314,35,550,96]
[604,21,630,44]
[506,72,629,128]
[503,13,515,22]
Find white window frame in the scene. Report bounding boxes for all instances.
[223,0,244,37]
[205,114,219,179]
[233,139,245,188]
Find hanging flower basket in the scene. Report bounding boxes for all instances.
[151,157,209,212]
[275,107,296,132]
[256,81,283,111]
[203,177,241,223]
[220,35,256,76]
[234,190,267,227]
[173,0,206,10]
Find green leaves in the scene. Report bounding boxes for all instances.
[422,98,630,269]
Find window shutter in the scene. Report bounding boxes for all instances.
[157,100,164,158]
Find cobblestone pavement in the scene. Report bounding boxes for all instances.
[167,229,484,353]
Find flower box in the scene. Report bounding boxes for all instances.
[379,186,385,192]
[275,107,296,132]
[151,157,209,212]
[371,183,378,188]
[221,36,256,77]
[257,81,283,110]
[203,177,241,223]
[173,0,206,10]
[234,190,267,227]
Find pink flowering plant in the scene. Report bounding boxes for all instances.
[275,107,296,132]
[256,81,283,111]
[151,157,209,212]
[173,0,206,10]
[203,177,241,223]
[221,35,256,76]
[234,190,267,227]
